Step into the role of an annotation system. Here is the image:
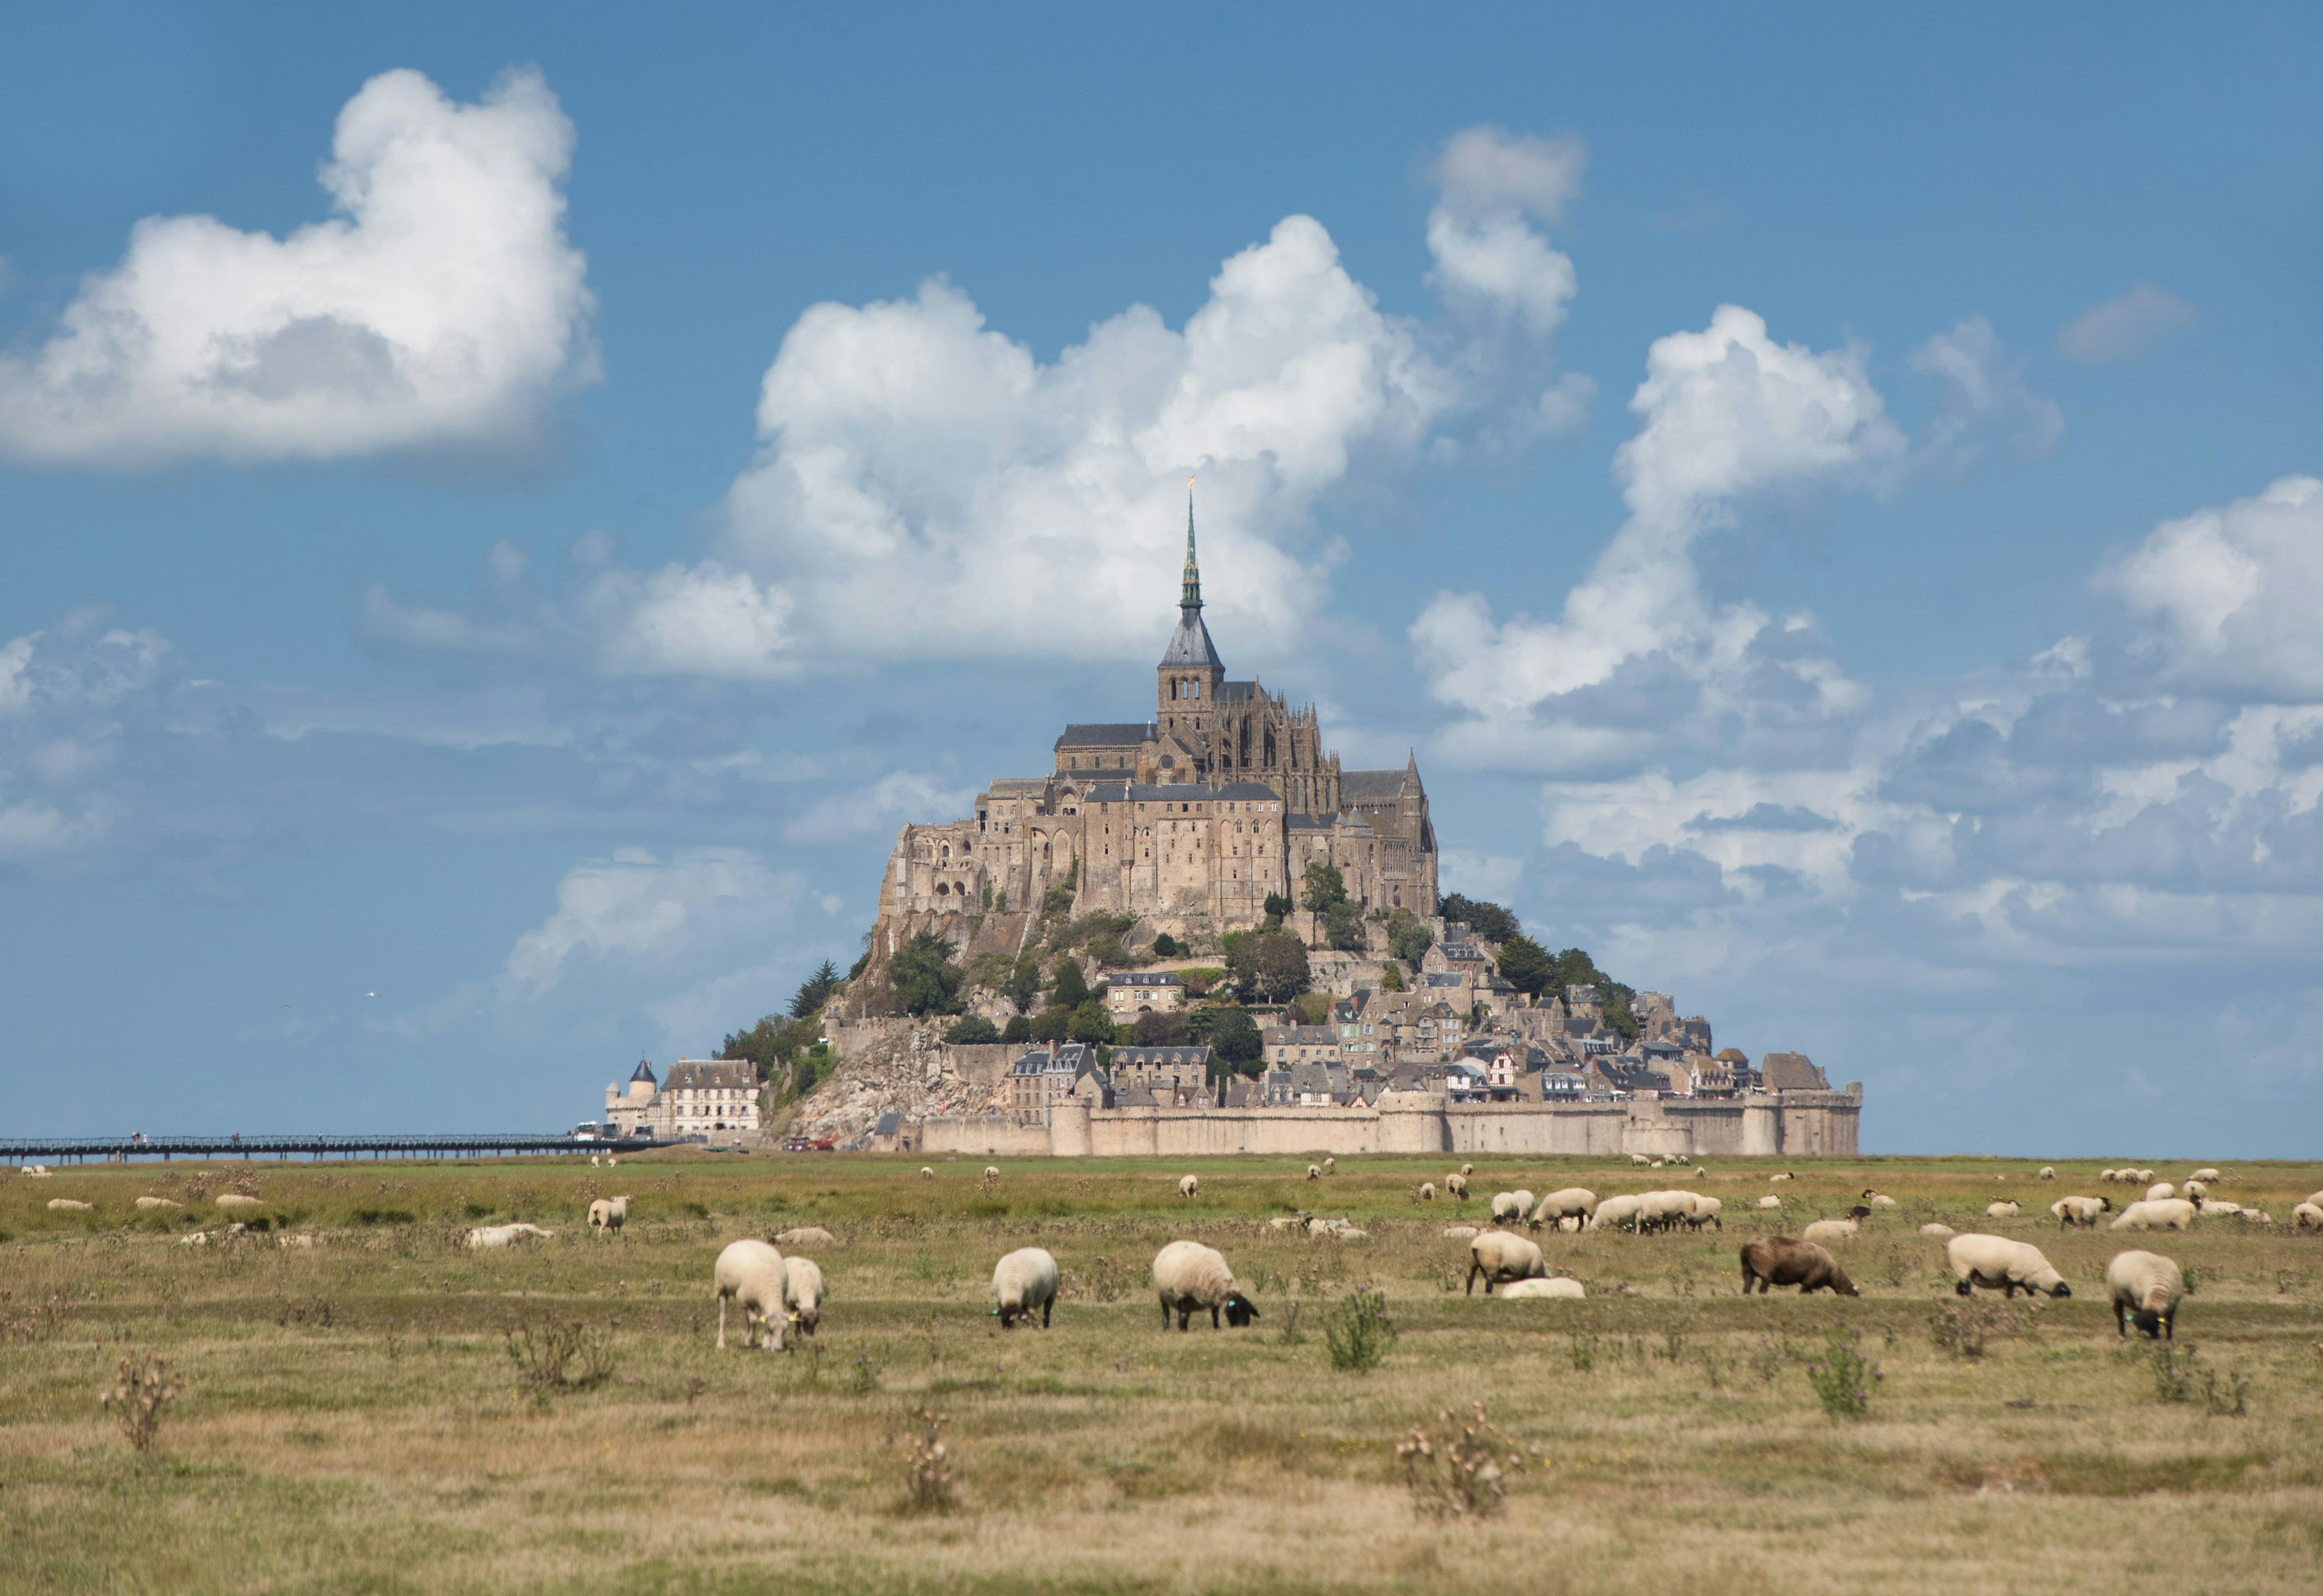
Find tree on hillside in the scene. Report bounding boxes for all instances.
[1389,917,1433,965]
[944,1015,1001,1044]
[1546,946,1641,1041]
[889,933,965,1017]
[1005,950,1042,1013]
[1255,932,1311,1003]
[1494,934,1554,998]
[1378,962,1405,991]
[1261,891,1292,928]
[1197,1006,1264,1077]
[788,960,842,1020]
[1301,863,1348,913]
[1050,955,1091,1010]
[1323,900,1367,953]
[1439,893,1519,943]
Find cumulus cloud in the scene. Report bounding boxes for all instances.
[0,614,171,864]
[1425,126,1584,336]
[785,770,978,845]
[504,847,801,992]
[2056,283,2195,365]
[1910,315,2063,473]
[1414,305,1898,758]
[0,67,593,465]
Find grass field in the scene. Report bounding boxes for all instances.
[3,1151,2321,1595]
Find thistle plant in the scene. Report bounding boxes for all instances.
[1324,1288,1396,1373]
[1805,1328,1881,1421]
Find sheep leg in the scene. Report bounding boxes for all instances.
[2113,1300,2128,1338]
[1209,1304,1221,1329]
[1041,1299,1051,1329]
[1465,1263,1481,1295]
[717,1295,728,1350]
[2162,1306,2175,1341]
[1177,1306,1192,1331]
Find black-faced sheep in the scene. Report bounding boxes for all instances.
[587,1196,629,1237]
[1152,1240,1255,1331]
[714,1239,788,1350]
[1985,1200,2021,1219]
[1683,1195,1723,1231]
[1590,1194,1647,1231]
[2039,1167,2056,1180]
[1460,1162,1475,1177]
[992,1247,1059,1329]
[2105,1249,2184,1340]
[1445,1173,1469,1200]
[2292,1202,2323,1233]
[1531,1187,1597,1228]
[782,1256,825,1337]
[1178,1174,1200,1199]
[1465,1231,1548,1294]
[2111,1198,2196,1233]
[2051,1196,2111,1228]
[2189,1167,2222,1184]
[1946,1234,2070,1298]
[1739,1236,1859,1296]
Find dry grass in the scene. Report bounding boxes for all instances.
[3,1151,2321,1593]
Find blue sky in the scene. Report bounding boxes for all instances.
[3,5,2319,1152]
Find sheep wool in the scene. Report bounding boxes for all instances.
[776,1226,836,1247]
[1867,1194,1899,1208]
[920,1168,935,1180]
[1445,1173,1469,1200]
[1152,1240,1253,1331]
[1442,1225,1479,1240]
[46,1198,93,1212]
[467,1223,554,1249]
[215,1194,264,1212]
[1497,1276,1585,1300]
[2110,1199,2197,1233]
[1946,1234,2071,1298]
[1465,1231,1548,1294]
[2105,1249,2185,1340]
[780,1255,826,1335]
[1178,1174,1200,1199]
[134,1196,181,1211]
[1591,1194,1647,1231]
[1418,1182,1436,1201]
[992,1247,1060,1329]
[2190,1168,2222,1184]
[2051,1196,2110,1228]
[2290,1202,2322,1232]
[1322,1158,1335,1174]
[2145,1182,2177,1202]
[1684,1195,1723,1231]
[1986,1200,2021,1219]
[983,1166,999,1181]
[1919,1222,1955,1238]
[1800,1218,1859,1247]
[714,1239,789,1350]
[1739,1237,1859,1296]
[1531,1188,1598,1228]
[2039,1167,2056,1180]
[1490,1191,1526,1223]
[1757,1195,1783,1210]
[587,1196,629,1237]
[1630,1153,1652,1167]
[1460,1163,1475,1177]
[1307,1165,1321,1181]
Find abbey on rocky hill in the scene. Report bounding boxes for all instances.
[878,497,1438,941]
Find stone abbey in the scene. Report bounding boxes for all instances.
[877,499,1438,942]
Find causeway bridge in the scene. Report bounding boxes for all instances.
[1,1133,632,1165]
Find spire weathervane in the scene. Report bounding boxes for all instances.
[1180,475,1203,611]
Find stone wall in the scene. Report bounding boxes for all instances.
[908,1084,1861,1161]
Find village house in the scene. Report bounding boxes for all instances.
[1104,971,1186,1021]
[1108,1044,1214,1106]
[1261,1024,1342,1070]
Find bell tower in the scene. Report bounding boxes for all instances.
[1157,480,1226,753]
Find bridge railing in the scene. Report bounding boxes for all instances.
[1,1133,666,1163]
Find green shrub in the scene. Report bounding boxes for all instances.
[1323,1288,1396,1374]
[1805,1329,1880,1420]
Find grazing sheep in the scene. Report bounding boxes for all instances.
[1418,1182,1437,1201]
[1178,1174,1200,1199]
[278,1234,315,1249]
[1307,1165,1322,1181]
[591,1155,601,1167]
[991,1247,1059,1329]
[1986,1200,2021,1219]
[1591,1194,1648,1232]
[1739,1237,1859,1297]
[781,1256,826,1337]
[2111,1198,2197,1233]
[2308,1190,2323,1210]
[2106,1249,2185,1340]
[1445,1173,1469,1200]
[466,1223,555,1249]
[1332,1228,1370,1242]
[1152,1240,1255,1330]
[1465,1231,1549,1294]
[134,1196,180,1211]
[1322,1158,1336,1174]
[983,1165,999,1181]
[1769,1171,1795,1182]
[2182,1180,2209,1202]
[2039,1167,2056,1181]
[1638,1191,1695,1233]
[1683,1195,1724,1231]
[920,1167,935,1180]
[1508,1190,1537,1222]
[2144,1181,2176,1202]
[2197,1199,2241,1217]
[177,1231,209,1246]
[1531,1187,1598,1228]
[1497,1276,1586,1300]
[2051,1196,2111,1228]
[1847,1205,1874,1221]
[1442,1225,1479,1240]
[1630,1153,1652,1167]
[1865,1194,1899,1209]
[46,1198,93,1213]
[215,1194,264,1213]
[1800,1218,1859,1247]
[1490,1191,1526,1224]
[587,1196,630,1237]
[2189,1167,2221,1184]
[2136,1169,2155,1183]
[2290,1203,2322,1232]
[21,1165,53,1177]
[1919,1222,1955,1239]
[713,1239,788,1350]
[1757,1195,1783,1211]
[776,1226,835,1247]
[2099,1168,2119,1183]
[1946,1234,2071,1298]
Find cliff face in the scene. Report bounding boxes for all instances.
[788,1023,1013,1147]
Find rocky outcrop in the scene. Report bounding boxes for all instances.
[788,1022,1014,1147]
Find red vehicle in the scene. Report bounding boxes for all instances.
[781,1137,837,1153]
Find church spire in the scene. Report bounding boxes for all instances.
[1180,477,1203,612]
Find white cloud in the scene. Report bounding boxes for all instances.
[1910,315,2063,472]
[1425,127,1584,336]
[2056,283,2195,365]
[1438,847,1524,903]
[590,562,797,681]
[504,847,799,992]
[2101,475,2323,699]
[0,67,593,465]
[1414,305,1898,738]
[785,770,978,845]
[0,615,170,862]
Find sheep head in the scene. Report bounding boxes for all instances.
[1223,1292,1260,1327]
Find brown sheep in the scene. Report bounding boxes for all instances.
[1739,1236,1860,1297]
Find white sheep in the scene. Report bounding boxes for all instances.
[134,1196,181,1211]
[2290,1202,2322,1232]
[1445,1173,1469,1200]
[1508,1189,1537,1222]
[1591,1194,1647,1231]
[2110,1199,2196,1233]
[1865,1194,1900,1209]
[1178,1174,1200,1199]
[2051,1196,2111,1228]
[1417,1182,1436,1201]
[1531,1187,1597,1228]
[782,1256,826,1337]
[1442,1225,1480,1240]
[1629,1153,1652,1167]
[2197,1199,2241,1217]
[1460,1162,1475,1177]
[20,1165,53,1177]
[1322,1157,1336,1174]
[1769,1171,1795,1182]
[2099,1168,2119,1183]
[2039,1167,2056,1181]
[920,1167,935,1180]
[278,1234,315,1249]
[1333,1227,1370,1242]
[215,1194,264,1213]
[1683,1195,1724,1231]
[590,1155,601,1168]
[1307,1165,1322,1181]
[1946,1234,2071,1298]
[2236,1208,2273,1225]
[1489,1191,1525,1224]
[2136,1168,2155,1183]
[2106,1249,2185,1340]
[46,1197,93,1212]
[178,1231,209,1246]
[2189,1167,2221,1184]
[1465,1231,1547,1293]
[991,1247,1059,1329]
[1152,1240,1255,1329]
[1638,1191,1694,1233]
[776,1226,835,1247]
[714,1239,788,1350]
[466,1223,554,1248]
[1919,1222,1955,1238]
[1985,1200,2021,1219]
[983,1165,999,1181]
[1497,1276,1585,1300]
[1757,1195,1783,1211]
[2308,1189,2323,1210]
[2182,1180,2209,1202]
[1800,1218,1859,1247]
[587,1196,629,1237]
[2143,1181,2176,1202]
